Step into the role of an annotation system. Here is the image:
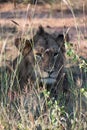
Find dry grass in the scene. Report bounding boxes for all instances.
[0,1,87,130]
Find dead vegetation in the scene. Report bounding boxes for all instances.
[0,1,87,130]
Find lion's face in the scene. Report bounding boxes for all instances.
[15,26,65,88]
[33,34,65,85]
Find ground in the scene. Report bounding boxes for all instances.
[0,2,87,64]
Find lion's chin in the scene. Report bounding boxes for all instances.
[41,78,56,85]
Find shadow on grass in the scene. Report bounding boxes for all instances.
[0,7,87,20]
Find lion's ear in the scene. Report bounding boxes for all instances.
[37,25,44,35]
[15,38,32,56]
[56,34,65,53]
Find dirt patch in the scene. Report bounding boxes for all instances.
[0,3,87,64]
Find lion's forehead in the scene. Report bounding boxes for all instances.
[34,37,59,53]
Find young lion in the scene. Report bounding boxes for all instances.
[10,26,66,97]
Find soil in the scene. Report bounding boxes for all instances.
[0,3,87,63]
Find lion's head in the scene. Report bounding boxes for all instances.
[14,26,66,94]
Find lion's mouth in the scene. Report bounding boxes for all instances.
[41,77,56,84]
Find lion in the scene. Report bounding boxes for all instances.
[0,26,68,124]
[9,26,67,97]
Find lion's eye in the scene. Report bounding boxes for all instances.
[36,53,42,57]
[54,52,58,57]
[35,53,42,62]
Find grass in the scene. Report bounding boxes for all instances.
[0,0,87,130]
